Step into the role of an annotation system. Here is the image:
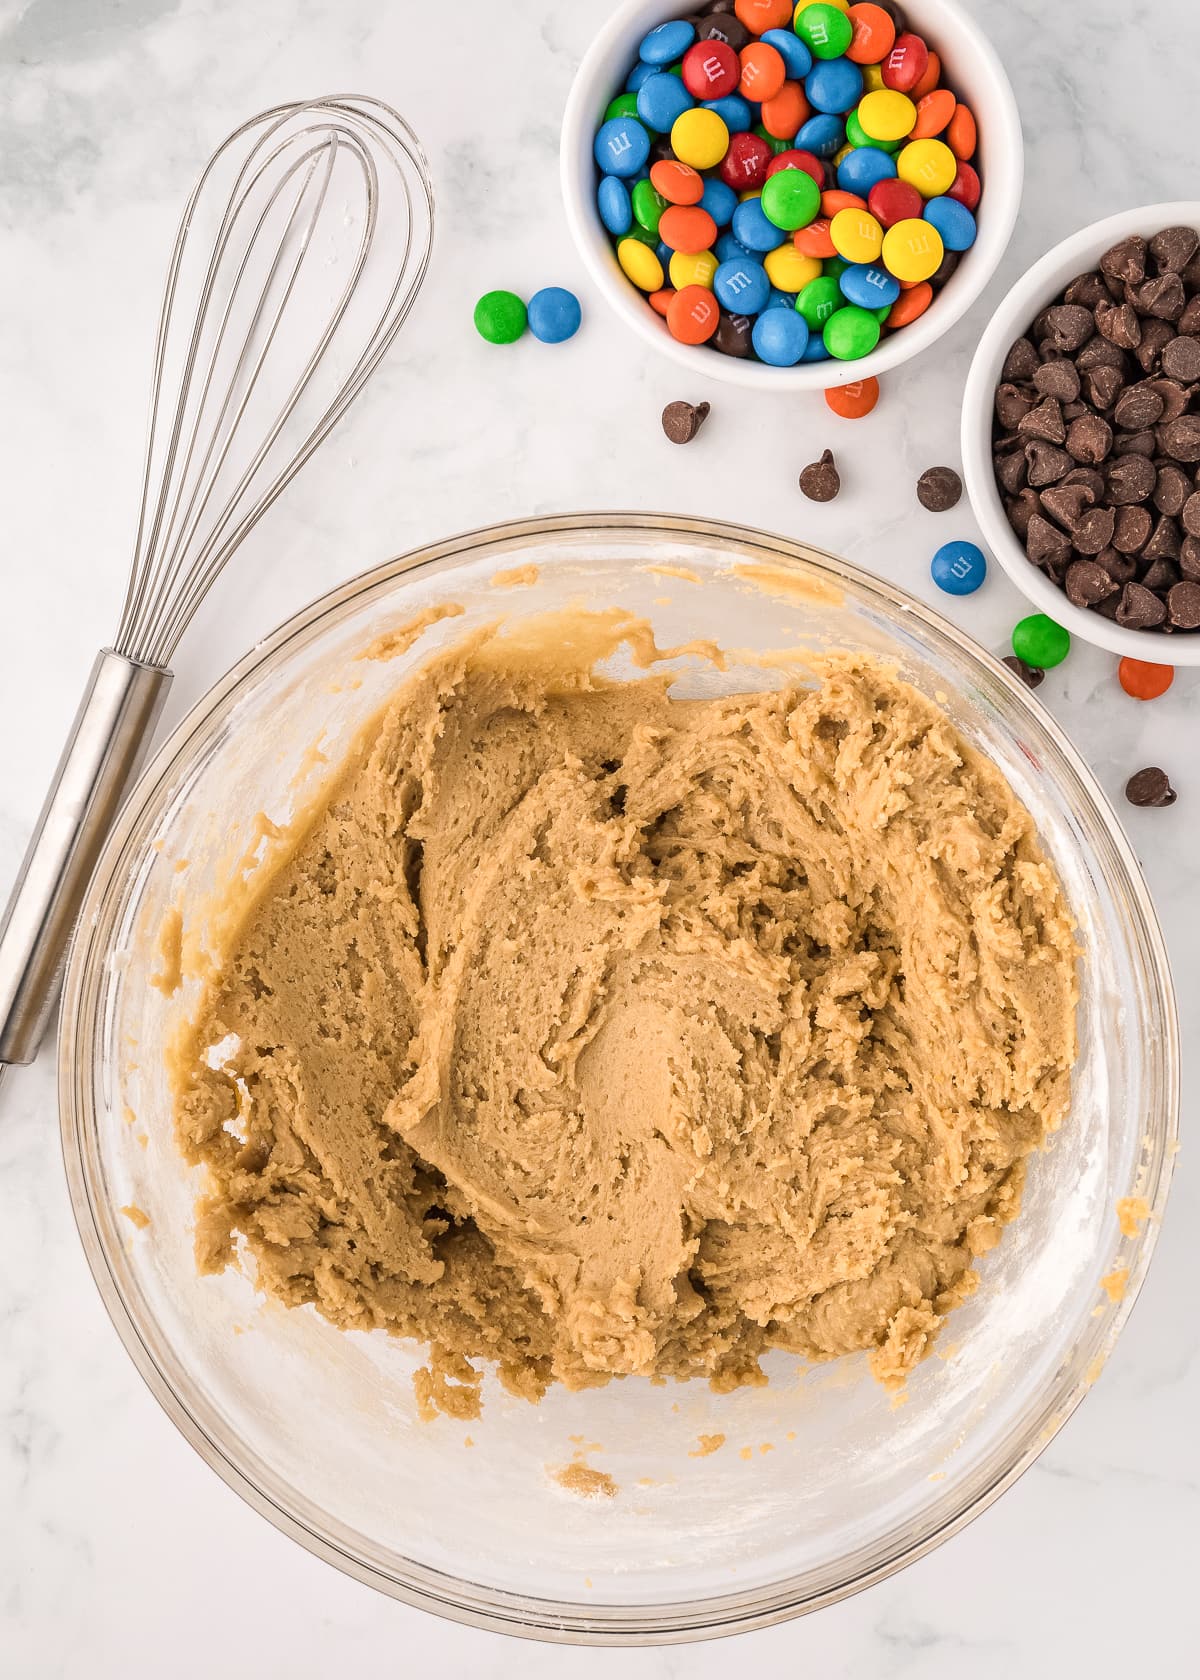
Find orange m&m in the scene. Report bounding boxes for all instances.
[667,285,720,345]
[1118,658,1174,701]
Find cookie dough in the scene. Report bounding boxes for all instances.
[171,612,1078,1413]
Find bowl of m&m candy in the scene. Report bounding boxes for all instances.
[562,0,1022,388]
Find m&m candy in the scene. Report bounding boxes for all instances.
[474,290,527,344]
[825,375,879,417]
[1118,658,1174,701]
[527,288,582,344]
[593,0,985,365]
[931,540,987,596]
[1012,614,1070,669]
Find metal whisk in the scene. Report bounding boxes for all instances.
[0,95,434,1077]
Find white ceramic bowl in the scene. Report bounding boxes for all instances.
[561,0,1023,391]
[962,200,1200,665]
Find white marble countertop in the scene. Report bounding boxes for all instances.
[0,0,1195,1673]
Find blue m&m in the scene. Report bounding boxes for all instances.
[714,256,771,315]
[595,116,650,178]
[931,541,987,596]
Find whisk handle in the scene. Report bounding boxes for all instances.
[0,650,171,1068]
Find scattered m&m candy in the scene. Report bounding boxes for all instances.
[475,287,581,347]
[1012,613,1070,668]
[593,0,983,364]
[1118,658,1174,701]
[931,540,986,596]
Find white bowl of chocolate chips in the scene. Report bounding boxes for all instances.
[963,201,1200,664]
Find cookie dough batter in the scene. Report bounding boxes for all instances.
[171,612,1078,1413]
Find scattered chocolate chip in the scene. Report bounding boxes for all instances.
[1115,581,1168,628]
[1168,579,1200,627]
[1106,454,1158,503]
[1158,415,1200,461]
[1113,382,1165,430]
[1113,504,1153,552]
[1159,334,1200,382]
[799,448,840,502]
[995,382,1036,429]
[1033,359,1082,402]
[1002,654,1046,689]
[1125,767,1176,807]
[916,465,962,511]
[1096,298,1142,349]
[713,310,753,358]
[1129,273,1187,322]
[661,399,711,444]
[1151,225,1200,274]
[1101,236,1148,288]
[1026,441,1075,486]
[1002,336,1040,381]
[1019,396,1067,443]
[1064,559,1117,606]
[1041,303,1096,352]
[1065,413,1113,464]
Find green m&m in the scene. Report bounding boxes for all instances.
[631,178,668,236]
[794,3,854,61]
[1012,614,1071,669]
[604,93,640,123]
[761,167,821,232]
[474,290,527,345]
[796,275,843,329]
[824,304,881,360]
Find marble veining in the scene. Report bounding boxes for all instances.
[0,0,1195,1674]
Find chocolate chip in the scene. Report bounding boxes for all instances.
[1129,273,1187,323]
[1158,415,1200,461]
[1026,512,1072,566]
[1179,295,1200,336]
[1154,465,1193,518]
[799,448,840,502]
[1099,547,1139,584]
[1064,271,1111,309]
[1039,482,1095,529]
[1160,334,1200,382]
[1181,535,1200,580]
[1063,465,1107,499]
[1007,488,1041,539]
[995,447,1029,494]
[1145,376,1191,421]
[1140,557,1180,594]
[1125,767,1176,807]
[1115,581,1168,628]
[1106,454,1157,503]
[1112,429,1156,458]
[1002,337,1040,381]
[1114,504,1153,552]
[916,465,962,511]
[1143,513,1182,563]
[1026,442,1074,486]
[1077,337,1128,372]
[1062,401,1088,421]
[1181,491,1200,537]
[713,310,753,358]
[1113,382,1165,430]
[1135,317,1175,372]
[1072,506,1116,554]
[1002,655,1046,689]
[1064,559,1117,605]
[995,382,1036,429]
[1101,235,1148,287]
[1096,298,1142,349]
[1033,359,1082,402]
[662,400,711,444]
[1041,303,1096,352]
[1065,413,1113,464]
[1082,364,1124,410]
[1151,225,1200,275]
[1168,579,1200,628]
[1018,396,1067,444]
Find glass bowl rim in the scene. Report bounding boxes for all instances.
[58,511,1179,1644]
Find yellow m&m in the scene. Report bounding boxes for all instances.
[862,61,886,93]
[830,207,884,264]
[670,108,730,170]
[764,244,822,292]
[896,138,958,198]
[881,217,945,283]
[669,248,718,290]
[617,238,664,293]
[858,89,917,144]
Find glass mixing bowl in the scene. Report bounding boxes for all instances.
[60,514,1177,1644]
